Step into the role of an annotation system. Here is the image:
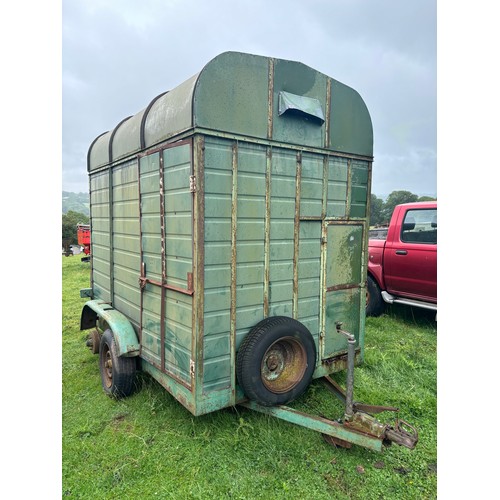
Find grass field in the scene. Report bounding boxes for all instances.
[62,255,437,499]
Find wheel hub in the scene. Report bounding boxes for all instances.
[103,348,113,388]
[261,337,307,394]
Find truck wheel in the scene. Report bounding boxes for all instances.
[236,317,316,407]
[99,329,136,398]
[366,276,385,317]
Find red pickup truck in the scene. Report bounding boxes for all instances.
[366,201,437,316]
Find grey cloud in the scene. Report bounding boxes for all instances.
[63,0,436,198]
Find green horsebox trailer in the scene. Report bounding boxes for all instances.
[80,51,417,452]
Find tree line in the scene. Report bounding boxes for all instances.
[62,190,436,245]
[370,190,436,227]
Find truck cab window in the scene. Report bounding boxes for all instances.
[401,208,437,244]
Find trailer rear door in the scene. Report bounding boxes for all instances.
[322,223,363,359]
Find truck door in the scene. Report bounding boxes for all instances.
[384,207,437,301]
[322,223,364,359]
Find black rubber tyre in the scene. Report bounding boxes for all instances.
[366,275,385,317]
[99,329,136,398]
[236,316,316,407]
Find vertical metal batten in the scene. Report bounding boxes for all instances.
[137,156,143,345]
[263,146,272,317]
[325,78,332,149]
[265,58,274,316]
[319,219,328,357]
[159,151,166,372]
[230,142,238,398]
[292,152,302,319]
[322,155,329,219]
[193,135,206,399]
[319,155,329,351]
[108,168,114,303]
[88,174,94,292]
[267,59,275,140]
[344,336,356,420]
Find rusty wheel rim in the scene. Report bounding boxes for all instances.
[102,345,113,388]
[261,337,307,394]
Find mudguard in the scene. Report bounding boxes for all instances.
[80,300,140,357]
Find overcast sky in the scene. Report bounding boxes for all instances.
[62,0,436,198]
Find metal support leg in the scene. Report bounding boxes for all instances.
[336,322,356,421]
[344,336,356,421]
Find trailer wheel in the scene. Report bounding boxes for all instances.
[86,329,101,354]
[366,276,385,317]
[99,329,136,398]
[236,317,316,406]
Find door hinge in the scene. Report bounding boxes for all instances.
[189,175,196,193]
[190,359,196,377]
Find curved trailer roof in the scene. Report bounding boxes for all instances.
[88,51,373,171]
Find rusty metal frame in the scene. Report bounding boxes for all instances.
[192,128,373,163]
[193,134,206,401]
[137,156,143,345]
[139,275,194,296]
[159,148,166,372]
[88,172,94,291]
[324,78,332,149]
[267,58,275,140]
[292,151,302,319]
[108,167,114,303]
[326,283,361,293]
[229,141,239,398]
[240,400,383,452]
[263,146,272,317]
[321,155,329,219]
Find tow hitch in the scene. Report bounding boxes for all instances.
[322,323,418,450]
[240,323,418,452]
[322,375,418,450]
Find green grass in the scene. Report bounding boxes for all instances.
[62,256,437,499]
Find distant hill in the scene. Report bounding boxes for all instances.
[62,191,90,216]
